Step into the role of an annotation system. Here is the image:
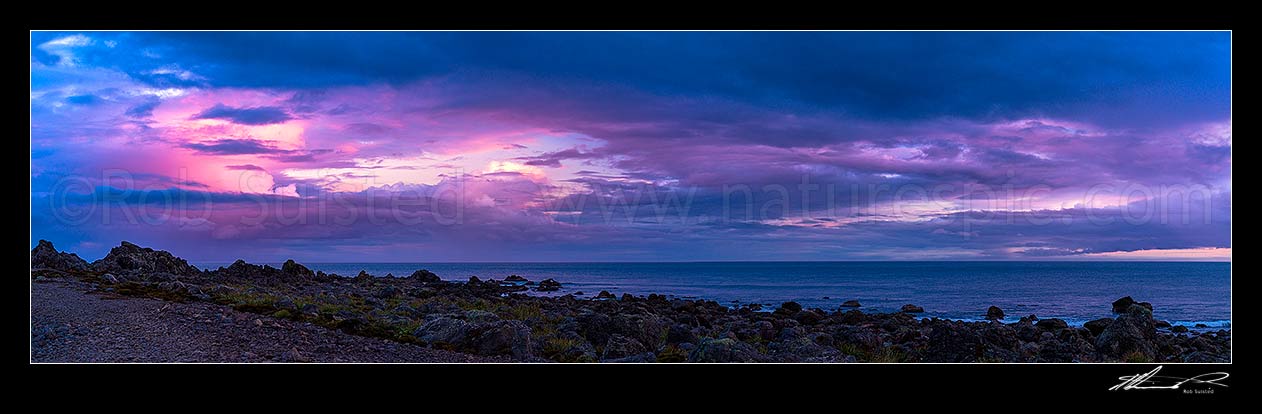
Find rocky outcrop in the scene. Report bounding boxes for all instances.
[900,304,925,313]
[536,278,562,291]
[210,259,329,285]
[1096,304,1158,360]
[1111,296,1154,314]
[31,240,89,273]
[1035,318,1068,331]
[688,338,768,362]
[840,300,861,308]
[412,315,531,359]
[91,241,199,276]
[1084,318,1114,336]
[774,301,803,316]
[281,260,314,278]
[409,269,441,283]
[986,306,1005,320]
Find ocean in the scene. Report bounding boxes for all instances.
[196,261,1231,329]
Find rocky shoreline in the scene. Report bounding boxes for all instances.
[31,240,1231,363]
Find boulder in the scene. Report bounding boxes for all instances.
[1171,325,1189,333]
[769,336,843,362]
[1111,296,1136,313]
[468,320,532,359]
[774,301,803,316]
[1035,318,1068,331]
[413,317,470,346]
[91,241,200,276]
[1084,318,1114,336]
[985,306,1005,320]
[31,240,90,272]
[503,275,529,286]
[601,334,648,360]
[687,338,766,362]
[666,324,698,344]
[840,300,861,308]
[793,310,824,325]
[594,291,617,300]
[280,259,314,279]
[409,269,441,283]
[1096,304,1158,361]
[1111,296,1152,314]
[900,304,925,313]
[536,278,562,291]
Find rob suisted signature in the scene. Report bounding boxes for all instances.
[1110,366,1229,391]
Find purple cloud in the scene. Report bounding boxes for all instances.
[192,103,293,125]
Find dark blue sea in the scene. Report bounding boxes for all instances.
[196,261,1231,329]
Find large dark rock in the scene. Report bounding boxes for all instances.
[1111,296,1153,314]
[281,259,314,278]
[607,314,670,350]
[769,336,843,362]
[666,323,698,344]
[31,240,89,273]
[793,309,825,325]
[601,334,648,360]
[840,300,861,308]
[921,321,984,362]
[900,304,925,313]
[1038,328,1097,362]
[985,306,1005,320]
[211,259,319,285]
[773,301,803,316]
[1035,318,1068,331]
[413,317,470,346]
[1111,296,1136,313]
[833,325,883,352]
[468,320,532,359]
[1084,318,1114,336]
[92,241,199,276]
[1096,304,1158,361]
[536,278,562,291]
[409,269,441,283]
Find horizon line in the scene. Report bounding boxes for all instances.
[187,259,1233,264]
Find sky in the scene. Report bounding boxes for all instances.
[30,31,1231,262]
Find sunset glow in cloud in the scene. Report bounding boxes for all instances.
[30,32,1231,262]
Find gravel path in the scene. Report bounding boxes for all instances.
[30,279,509,363]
